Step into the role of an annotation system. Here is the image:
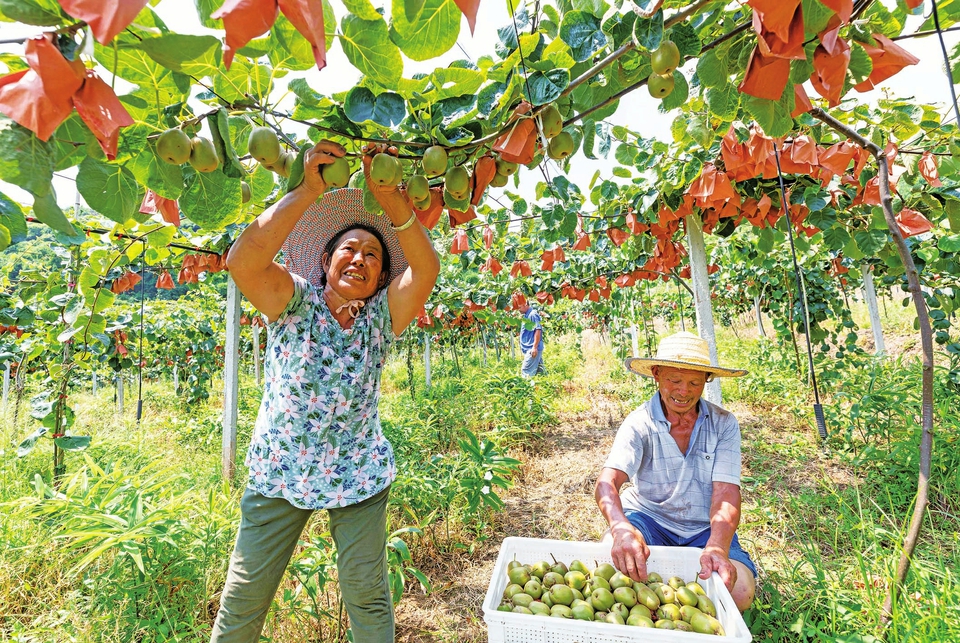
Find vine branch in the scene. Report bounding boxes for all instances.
[810,106,935,626]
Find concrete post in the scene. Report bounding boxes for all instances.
[754,295,767,338]
[862,264,886,356]
[252,321,262,386]
[424,334,432,390]
[686,215,722,405]
[116,375,124,415]
[2,363,9,413]
[223,276,241,482]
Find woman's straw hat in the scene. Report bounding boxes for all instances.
[623,331,747,378]
[282,188,408,289]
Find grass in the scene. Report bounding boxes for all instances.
[1,314,959,642]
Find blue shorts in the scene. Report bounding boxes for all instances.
[624,510,758,577]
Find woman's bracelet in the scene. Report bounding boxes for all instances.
[391,211,418,232]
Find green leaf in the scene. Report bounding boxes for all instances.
[0,117,55,197]
[945,198,960,231]
[706,82,739,120]
[938,234,960,253]
[560,11,608,62]
[0,0,63,25]
[427,67,485,100]
[0,191,28,243]
[129,146,183,200]
[633,10,664,51]
[527,69,570,106]
[32,187,79,236]
[268,15,316,71]
[668,23,701,57]
[179,168,243,230]
[213,58,273,103]
[344,0,381,20]
[210,108,245,179]
[248,164,276,204]
[54,436,91,451]
[344,87,407,127]
[77,157,144,224]
[284,147,308,196]
[697,50,728,88]
[0,223,9,252]
[790,57,815,84]
[390,0,461,61]
[145,225,177,249]
[688,118,715,149]
[658,70,688,112]
[16,428,46,457]
[341,14,403,89]
[403,0,426,21]
[137,34,221,75]
[612,166,632,178]
[854,229,888,255]
[615,143,637,166]
[582,120,597,160]
[193,0,220,28]
[670,115,688,142]
[848,42,873,84]
[443,189,470,213]
[758,226,776,253]
[743,87,795,138]
[801,0,835,37]
[630,0,661,16]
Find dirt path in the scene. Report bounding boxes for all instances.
[395,334,632,642]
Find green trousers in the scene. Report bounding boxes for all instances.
[210,486,394,642]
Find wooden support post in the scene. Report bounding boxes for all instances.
[173,363,179,393]
[92,370,98,395]
[424,334,432,390]
[223,276,241,482]
[252,321,262,386]
[686,214,722,405]
[862,264,886,356]
[481,329,488,367]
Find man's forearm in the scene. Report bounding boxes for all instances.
[706,483,741,554]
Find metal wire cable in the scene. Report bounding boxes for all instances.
[773,143,828,440]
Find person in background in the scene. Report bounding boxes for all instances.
[595,331,757,612]
[212,141,440,642]
[514,293,545,378]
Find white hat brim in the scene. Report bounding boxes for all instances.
[623,357,748,378]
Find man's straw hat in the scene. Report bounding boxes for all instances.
[623,331,747,378]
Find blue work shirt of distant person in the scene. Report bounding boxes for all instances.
[519,305,544,355]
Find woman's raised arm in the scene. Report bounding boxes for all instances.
[362,149,441,336]
[225,141,345,322]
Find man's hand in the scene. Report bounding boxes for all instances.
[300,140,346,197]
[699,546,738,593]
[530,346,539,358]
[610,522,650,583]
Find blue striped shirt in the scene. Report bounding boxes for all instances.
[604,392,741,538]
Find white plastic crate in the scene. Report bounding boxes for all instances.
[482,537,752,643]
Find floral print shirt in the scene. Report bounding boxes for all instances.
[245,274,396,510]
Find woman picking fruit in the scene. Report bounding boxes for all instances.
[595,331,757,612]
[211,140,440,642]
